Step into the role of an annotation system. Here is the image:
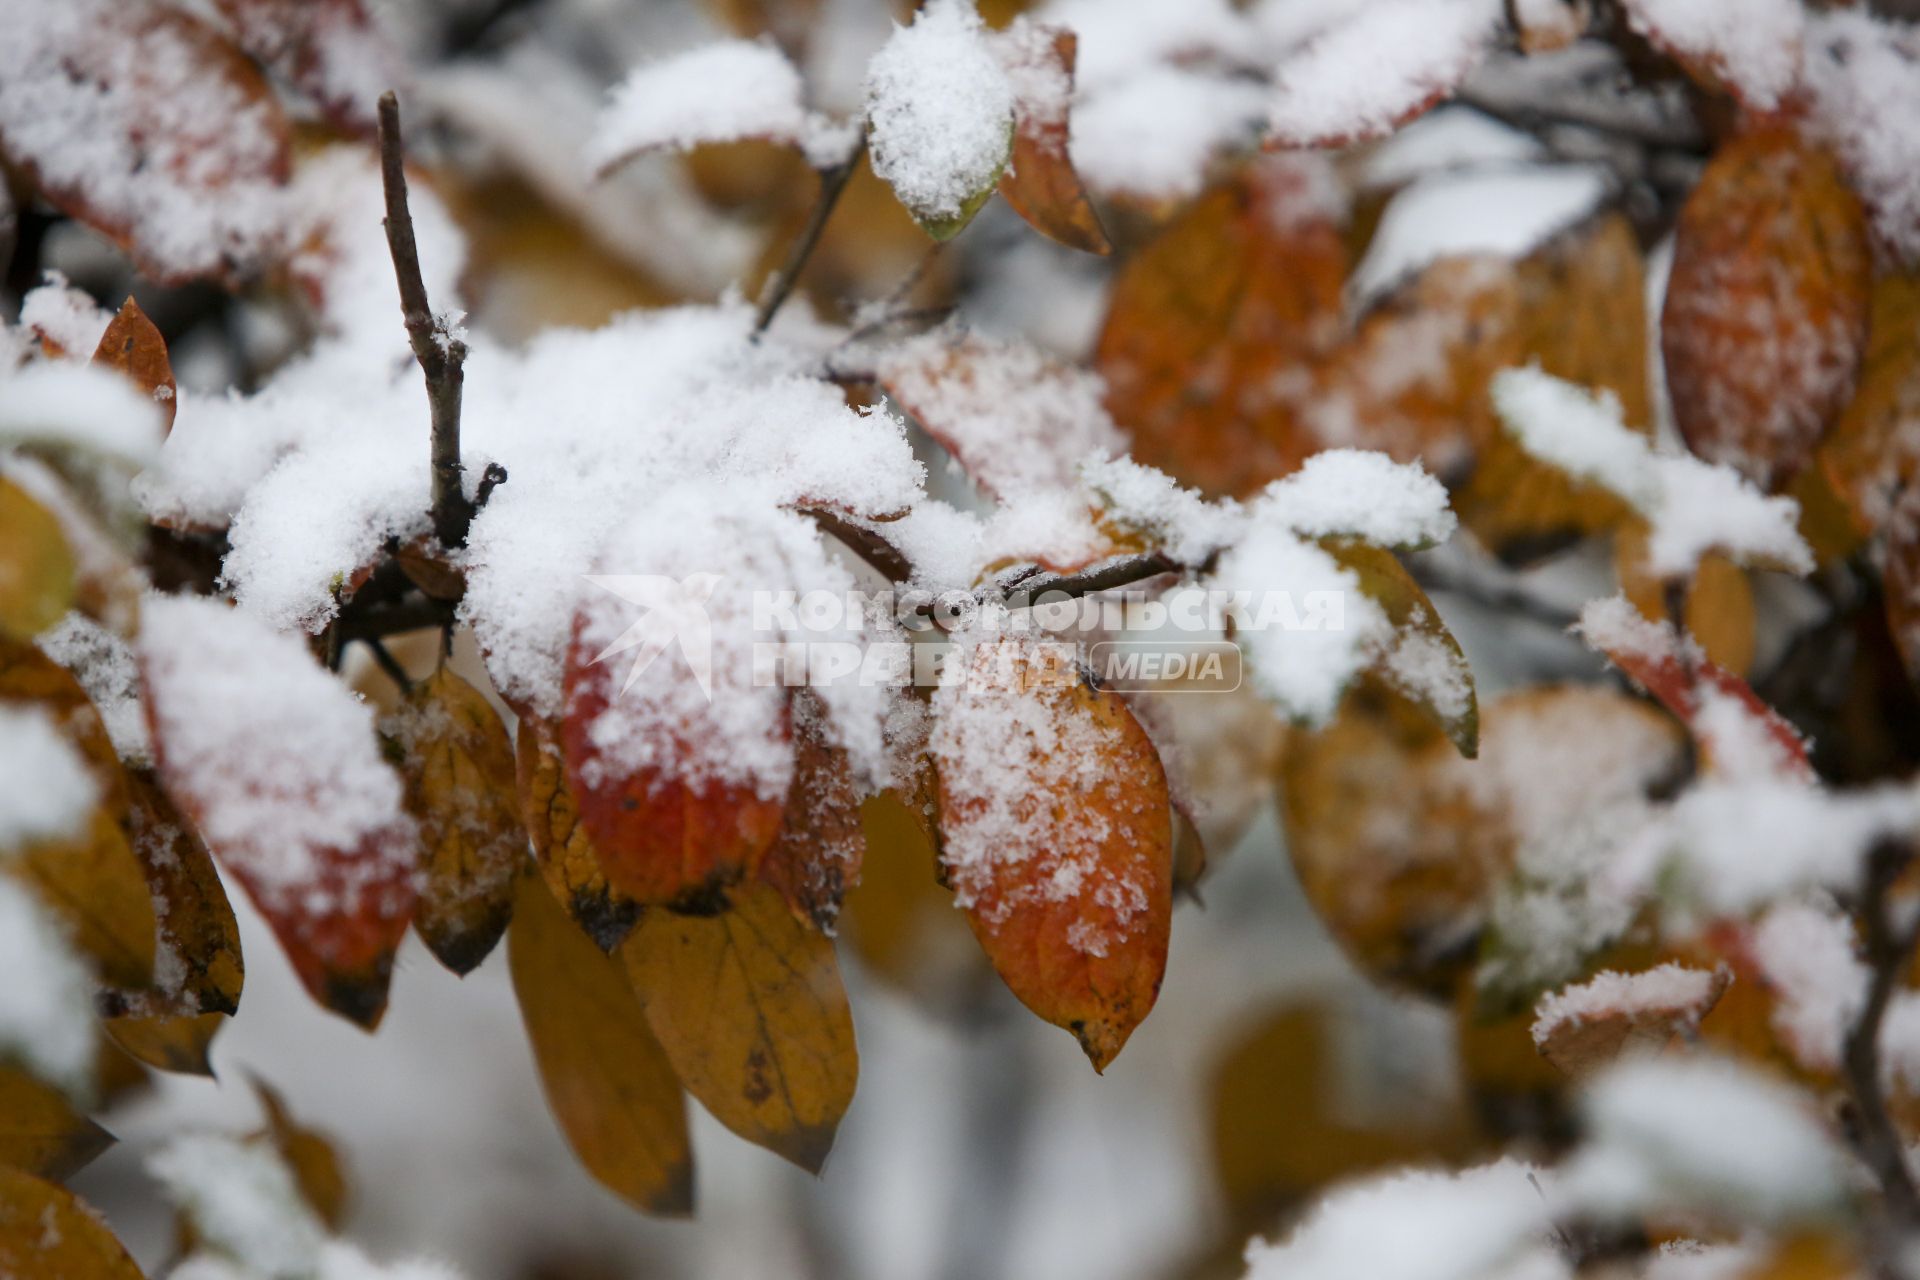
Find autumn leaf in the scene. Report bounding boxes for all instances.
[1095,158,1348,497]
[91,298,178,436]
[0,477,77,641]
[930,636,1173,1070]
[1817,268,1920,541]
[1662,127,1872,492]
[1884,483,1920,692]
[253,1077,350,1229]
[758,691,864,933]
[0,1066,114,1181]
[508,874,694,1216]
[990,23,1110,255]
[1616,522,1757,677]
[208,0,396,132]
[514,718,640,951]
[1530,964,1731,1080]
[387,669,525,975]
[0,1167,146,1279]
[623,880,857,1173]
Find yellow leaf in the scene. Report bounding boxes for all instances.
[0,1167,145,1279]
[252,1078,349,1230]
[8,809,156,998]
[514,719,639,952]
[623,881,857,1173]
[840,791,993,1011]
[1323,538,1478,756]
[1616,521,1757,677]
[0,1066,113,1181]
[389,669,524,975]
[0,477,76,641]
[508,875,693,1215]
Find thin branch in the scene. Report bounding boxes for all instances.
[335,594,459,644]
[1844,840,1920,1232]
[378,91,476,549]
[993,551,1187,608]
[359,636,414,695]
[753,133,868,339]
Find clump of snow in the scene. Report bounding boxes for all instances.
[137,595,415,912]
[1619,0,1804,113]
[37,613,152,765]
[0,704,100,851]
[1252,450,1456,549]
[1803,11,1920,265]
[18,272,112,356]
[1531,964,1724,1048]
[864,0,1014,225]
[0,360,165,467]
[0,877,97,1098]
[148,1134,328,1278]
[1566,1054,1847,1224]
[587,40,820,176]
[1069,66,1265,201]
[1080,456,1243,566]
[1241,1159,1559,1280]
[1492,368,1812,577]
[1749,901,1863,1075]
[1208,526,1390,725]
[1266,0,1502,148]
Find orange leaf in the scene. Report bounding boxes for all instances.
[1095,158,1348,497]
[1663,127,1872,492]
[90,298,177,436]
[991,24,1110,255]
[1817,268,1920,541]
[508,874,694,1216]
[0,1167,145,1279]
[1616,521,1757,677]
[930,636,1172,1070]
[560,630,788,912]
[622,880,858,1173]
[514,718,639,951]
[758,692,864,933]
[387,669,525,975]
[1323,539,1478,757]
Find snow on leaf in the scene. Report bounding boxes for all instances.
[621,880,857,1173]
[148,1132,328,1277]
[1252,451,1456,550]
[384,669,524,976]
[1662,127,1872,493]
[0,361,166,471]
[1264,0,1502,150]
[91,298,178,437]
[208,0,399,133]
[989,21,1110,255]
[1803,11,1920,267]
[1531,964,1729,1080]
[864,0,1014,238]
[0,1167,146,1280]
[507,873,693,1217]
[1069,65,1266,203]
[0,878,97,1099]
[757,691,864,935]
[588,39,816,178]
[139,596,417,1028]
[1618,0,1805,114]
[930,634,1173,1071]
[0,0,292,283]
[876,330,1124,502]
[1492,368,1813,577]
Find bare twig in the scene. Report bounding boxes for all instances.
[994,551,1187,608]
[753,134,868,339]
[1844,840,1920,1232]
[359,636,414,695]
[378,91,476,549]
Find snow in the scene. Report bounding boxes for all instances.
[1618,0,1805,113]
[136,595,416,910]
[1251,450,1456,549]
[37,613,152,766]
[1531,964,1724,1047]
[587,40,817,176]
[0,360,166,467]
[148,1133,329,1278]
[18,272,113,356]
[0,704,100,851]
[1359,109,1547,191]
[1803,11,1920,265]
[1241,1159,1559,1280]
[1566,1054,1847,1224]
[1068,66,1265,202]
[1208,526,1390,725]
[1080,456,1242,567]
[1491,368,1812,576]
[0,876,97,1098]
[864,0,1014,225]
[1266,0,1503,149]
[1748,902,1862,1075]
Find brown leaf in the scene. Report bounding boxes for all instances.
[514,718,640,951]
[0,1167,146,1279]
[1095,158,1348,497]
[758,692,864,933]
[623,881,857,1173]
[931,636,1173,1070]
[509,875,694,1215]
[252,1077,349,1229]
[1663,127,1872,492]
[1616,522,1757,676]
[1817,268,1920,541]
[0,1066,114,1181]
[91,298,178,436]
[991,25,1110,255]
[0,477,76,641]
[1531,964,1730,1080]
[388,669,525,975]
[0,3,291,284]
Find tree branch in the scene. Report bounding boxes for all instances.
[1845,840,1920,1232]
[753,134,867,339]
[992,551,1187,608]
[378,91,476,549]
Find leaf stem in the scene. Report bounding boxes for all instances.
[753,134,868,340]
